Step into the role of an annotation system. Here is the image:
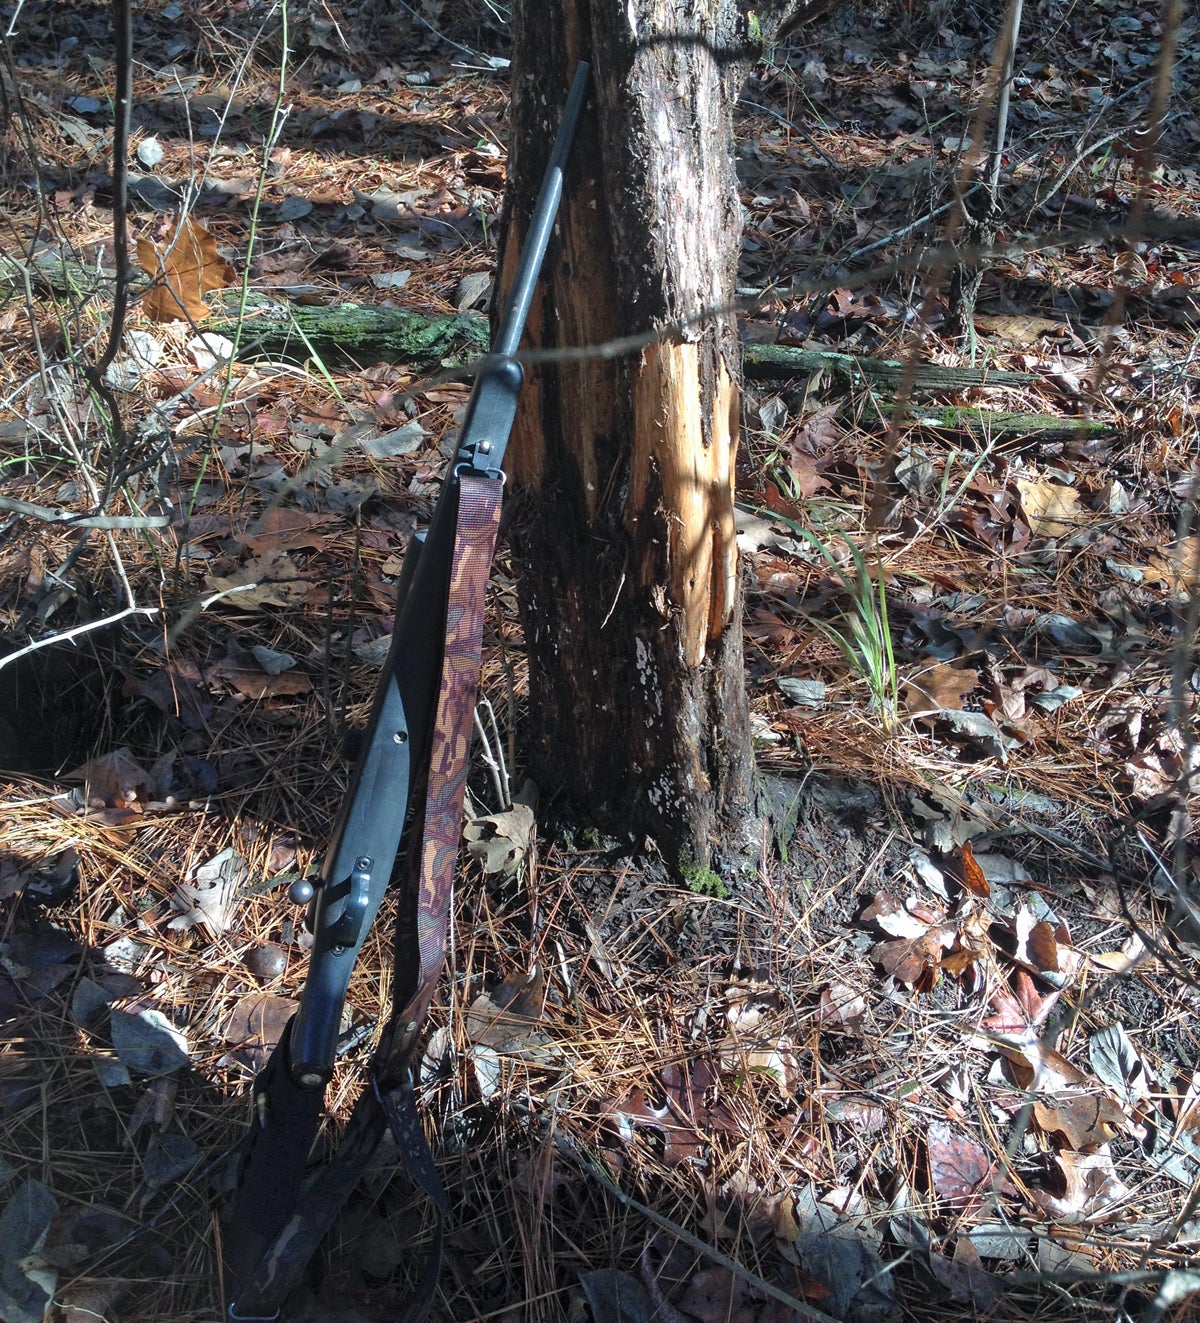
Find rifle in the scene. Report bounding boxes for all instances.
[221,62,590,1321]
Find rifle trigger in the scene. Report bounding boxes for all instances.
[329,857,372,950]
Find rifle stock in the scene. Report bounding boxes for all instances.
[221,61,590,1320]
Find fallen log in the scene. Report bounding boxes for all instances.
[741,342,1038,390]
[206,296,489,367]
[879,405,1114,439]
[0,252,489,369]
[5,254,1114,439]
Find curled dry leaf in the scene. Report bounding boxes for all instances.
[872,927,953,990]
[239,507,333,555]
[1015,477,1086,539]
[137,216,234,322]
[677,1267,756,1323]
[719,1033,801,1100]
[211,640,312,700]
[223,992,298,1072]
[1143,535,1200,595]
[982,969,1061,1038]
[901,663,978,718]
[603,1060,738,1167]
[109,1003,189,1077]
[957,840,990,897]
[861,889,943,939]
[1013,907,1059,973]
[1027,1147,1132,1223]
[927,1237,1004,1311]
[66,747,152,808]
[1033,1092,1126,1148]
[817,982,866,1031]
[464,790,537,878]
[169,846,245,936]
[1089,1022,1153,1108]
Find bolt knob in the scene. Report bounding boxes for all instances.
[288,877,316,905]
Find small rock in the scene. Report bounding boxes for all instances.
[245,944,288,980]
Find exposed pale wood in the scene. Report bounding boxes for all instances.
[631,341,721,667]
[710,358,739,641]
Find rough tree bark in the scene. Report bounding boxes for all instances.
[499,1,818,873]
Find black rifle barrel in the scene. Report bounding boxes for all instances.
[494,60,590,360]
[454,60,589,479]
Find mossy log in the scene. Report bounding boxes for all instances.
[0,252,489,369]
[207,295,490,367]
[881,405,1114,439]
[5,253,1111,441]
[741,342,1038,390]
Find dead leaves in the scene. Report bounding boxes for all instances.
[209,638,312,699]
[1143,535,1200,596]
[926,1122,994,1206]
[901,662,977,719]
[957,840,990,898]
[222,992,298,1072]
[458,965,562,1102]
[136,216,234,323]
[854,842,1175,1238]
[1033,1094,1125,1149]
[464,781,538,877]
[0,1181,136,1323]
[203,547,311,611]
[604,1060,739,1167]
[1026,1149,1133,1223]
[65,747,152,809]
[1014,476,1087,539]
[168,846,246,936]
[237,507,334,556]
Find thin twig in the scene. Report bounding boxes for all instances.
[0,605,159,671]
[1034,129,1125,212]
[0,495,170,529]
[846,184,983,262]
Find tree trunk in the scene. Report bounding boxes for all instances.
[500,1,807,872]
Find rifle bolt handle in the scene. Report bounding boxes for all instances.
[288,877,316,905]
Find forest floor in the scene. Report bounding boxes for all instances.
[0,1,1199,1321]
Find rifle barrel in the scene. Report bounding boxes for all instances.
[494,62,590,359]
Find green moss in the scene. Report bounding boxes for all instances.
[682,862,729,899]
[208,297,490,368]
